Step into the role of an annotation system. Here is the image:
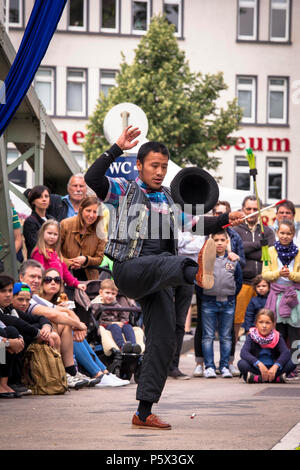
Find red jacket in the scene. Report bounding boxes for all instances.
[31,248,79,288]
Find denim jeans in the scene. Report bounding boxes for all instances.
[73,339,106,377]
[201,297,235,370]
[106,323,136,349]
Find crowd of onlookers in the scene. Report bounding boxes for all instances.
[0,173,300,398]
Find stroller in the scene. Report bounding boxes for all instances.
[73,268,144,383]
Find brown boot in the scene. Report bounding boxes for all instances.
[195,238,216,289]
[132,413,172,430]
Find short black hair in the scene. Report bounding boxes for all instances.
[212,230,228,238]
[137,141,170,164]
[0,274,15,290]
[27,185,50,209]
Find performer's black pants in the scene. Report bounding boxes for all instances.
[170,285,194,372]
[113,253,198,403]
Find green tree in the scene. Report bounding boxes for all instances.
[83,15,242,170]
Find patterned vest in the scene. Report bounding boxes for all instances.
[105,181,178,262]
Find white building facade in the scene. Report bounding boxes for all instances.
[6,0,300,208]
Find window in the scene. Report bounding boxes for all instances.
[132,0,151,34]
[266,159,286,203]
[270,0,290,42]
[9,0,22,27]
[34,68,55,115]
[163,0,182,37]
[267,77,288,124]
[235,157,254,191]
[67,69,87,116]
[68,0,87,30]
[72,152,87,171]
[237,76,256,123]
[237,0,258,40]
[101,0,120,32]
[100,69,117,97]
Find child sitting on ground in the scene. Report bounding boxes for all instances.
[238,308,296,383]
[92,279,141,354]
[243,275,270,334]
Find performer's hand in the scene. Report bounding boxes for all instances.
[228,211,244,227]
[116,125,141,151]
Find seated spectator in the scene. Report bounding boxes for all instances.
[47,173,87,222]
[243,275,270,334]
[12,282,60,350]
[60,196,107,281]
[0,275,53,348]
[23,185,54,258]
[31,219,86,291]
[0,274,55,395]
[38,269,130,387]
[0,323,25,398]
[18,260,89,390]
[238,309,296,383]
[270,200,300,244]
[92,279,141,354]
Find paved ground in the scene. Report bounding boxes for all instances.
[1,340,300,452]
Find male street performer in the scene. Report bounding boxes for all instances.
[85,126,244,430]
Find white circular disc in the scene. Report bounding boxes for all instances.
[103,102,149,153]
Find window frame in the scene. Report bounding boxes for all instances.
[67,0,88,32]
[236,75,257,124]
[66,68,88,117]
[131,0,151,35]
[99,69,118,97]
[237,0,258,41]
[34,67,56,116]
[267,76,288,124]
[163,0,183,38]
[235,156,255,193]
[269,0,291,43]
[100,0,120,33]
[266,157,287,204]
[71,151,87,171]
[8,0,23,27]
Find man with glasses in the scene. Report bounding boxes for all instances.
[232,196,275,344]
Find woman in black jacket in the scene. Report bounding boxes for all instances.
[23,185,53,258]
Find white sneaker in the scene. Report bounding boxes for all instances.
[66,373,89,390]
[221,367,233,378]
[193,364,204,377]
[75,371,101,387]
[229,364,240,377]
[109,373,130,386]
[204,367,217,378]
[95,373,128,388]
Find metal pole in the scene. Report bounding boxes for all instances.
[0,134,18,278]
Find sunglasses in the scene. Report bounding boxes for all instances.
[43,276,62,284]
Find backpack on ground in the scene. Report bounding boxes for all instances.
[22,343,68,395]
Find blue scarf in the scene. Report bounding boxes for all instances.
[274,240,298,266]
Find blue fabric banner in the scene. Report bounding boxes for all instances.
[0,0,67,137]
